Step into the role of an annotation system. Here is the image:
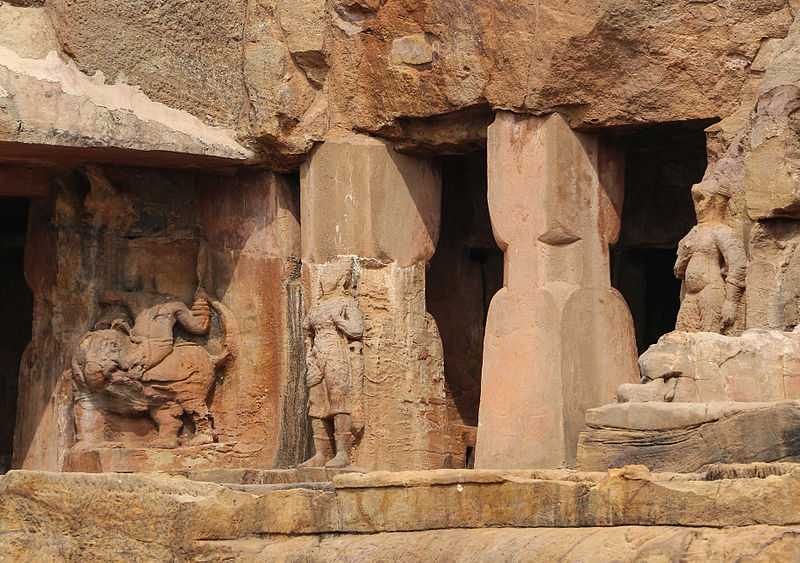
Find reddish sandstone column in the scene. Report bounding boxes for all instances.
[475,112,638,469]
[301,132,456,471]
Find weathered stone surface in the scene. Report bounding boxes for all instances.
[747,220,800,330]
[0,47,253,163]
[0,3,58,59]
[744,15,800,220]
[204,526,800,562]
[300,133,441,267]
[578,401,800,472]
[476,112,638,470]
[47,0,247,130]
[5,466,800,560]
[299,135,459,471]
[634,330,800,403]
[10,1,791,162]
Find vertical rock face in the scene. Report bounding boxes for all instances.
[300,133,459,471]
[475,112,638,469]
[13,167,300,471]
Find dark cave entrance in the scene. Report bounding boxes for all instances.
[427,152,502,449]
[611,121,713,354]
[0,198,32,472]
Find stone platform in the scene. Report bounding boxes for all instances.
[3,464,800,560]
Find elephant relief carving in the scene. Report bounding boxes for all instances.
[69,288,237,450]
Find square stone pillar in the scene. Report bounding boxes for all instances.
[475,112,639,469]
[301,133,456,470]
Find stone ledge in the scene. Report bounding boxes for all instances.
[585,401,799,431]
[194,526,800,561]
[578,401,800,472]
[4,464,800,541]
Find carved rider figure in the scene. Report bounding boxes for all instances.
[674,181,746,334]
[101,289,212,378]
[72,287,230,449]
[300,260,364,468]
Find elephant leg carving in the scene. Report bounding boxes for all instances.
[149,404,183,449]
[181,398,216,446]
[73,398,107,450]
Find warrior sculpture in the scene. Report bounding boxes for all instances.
[300,260,364,468]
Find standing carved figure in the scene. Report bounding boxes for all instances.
[674,182,746,333]
[300,260,364,468]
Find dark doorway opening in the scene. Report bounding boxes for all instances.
[0,198,32,472]
[611,121,713,353]
[427,152,502,435]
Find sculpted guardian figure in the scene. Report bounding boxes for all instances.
[300,260,364,468]
[674,182,746,334]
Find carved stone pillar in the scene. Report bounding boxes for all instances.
[301,133,452,471]
[475,112,639,469]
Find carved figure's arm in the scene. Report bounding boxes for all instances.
[715,227,747,330]
[674,234,691,280]
[303,314,314,351]
[715,227,747,300]
[335,300,364,340]
[173,300,211,335]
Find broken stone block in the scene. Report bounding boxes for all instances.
[578,401,800,472]
[632,329,800,403]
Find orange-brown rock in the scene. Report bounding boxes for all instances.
[13,167,301,472]
[4,466,800,560]
[2,2,795,165]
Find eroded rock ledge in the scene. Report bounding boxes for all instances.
[3,465,800,560]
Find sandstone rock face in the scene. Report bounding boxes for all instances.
[300,134,462,471]
[300,133,440,267]
[0,47,252,163]
[4,467,800,560]
[2,2,794,164]
[476,112,638,469]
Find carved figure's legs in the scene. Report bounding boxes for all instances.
[149,404,182,449]
[698,284,725,332]
[676,293,702,332]
[325,413,353,468]
[677,286,724,333]
[73,398,106,449]
[299,418,333,467]
[181,398,216,446]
